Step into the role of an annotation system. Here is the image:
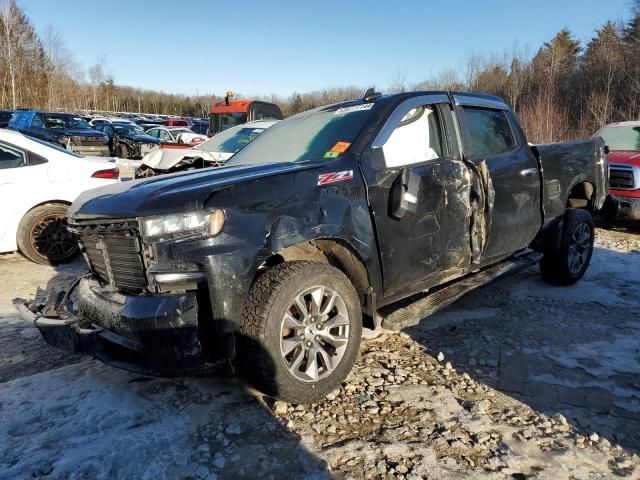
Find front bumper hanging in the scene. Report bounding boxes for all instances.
[14,276,216,376]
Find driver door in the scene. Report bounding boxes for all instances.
[362,95,473,302]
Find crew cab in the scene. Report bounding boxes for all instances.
[9,110,110,157]
[595,121,640,221]
[18,91,608,403]
[94,122,160,159]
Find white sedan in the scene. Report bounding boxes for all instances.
[0,129,119,265]
[145,126,208,145]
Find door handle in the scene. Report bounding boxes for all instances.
[519,168,538,177]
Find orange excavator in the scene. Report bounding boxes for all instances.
[209,91,283,136]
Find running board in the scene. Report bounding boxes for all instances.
[381,252,541,331]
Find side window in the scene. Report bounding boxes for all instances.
[382,105,444,168]
[461,107,516,159]
[31,114,45,129]
[0,142,27,169]
[159,130,171,141]
[147,129,157,138]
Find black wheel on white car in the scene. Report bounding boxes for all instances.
[17,203,79,265]
[540,208,594,285]
[238,261,362,403]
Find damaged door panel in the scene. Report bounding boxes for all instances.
[16,90,608,404]
[454,98,542,264]
[361,96,474,302]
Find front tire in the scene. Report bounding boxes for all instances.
[16,203,79,265]
[540,208,594,285]
[238,261,362,403]
[117,143,129,159]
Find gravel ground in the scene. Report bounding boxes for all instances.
[0,227,639,479]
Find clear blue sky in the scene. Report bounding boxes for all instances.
[21,0,634,98]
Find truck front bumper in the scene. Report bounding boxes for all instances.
[15,277,216,376]
[610,194,640,221]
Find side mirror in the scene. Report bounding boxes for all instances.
[389,168,420,220]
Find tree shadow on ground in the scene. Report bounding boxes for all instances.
[403,244,640,454]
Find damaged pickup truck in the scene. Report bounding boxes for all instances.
[16,91,608,403]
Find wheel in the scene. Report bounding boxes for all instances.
[238,261,362,403]
[540,209,594,285]
[16,203,79,265]
[117,143,129,158]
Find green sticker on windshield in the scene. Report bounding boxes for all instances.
[323,151,340,159]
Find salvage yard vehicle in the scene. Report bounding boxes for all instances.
[135,120,278,177]
[0,129,119,265]
[209,91,283,136]
[595,121,640,221]
[17,91,608,403]
[145,126,207,145]
[94,122,160,159]
[0,109,14,128]
[9,110,110,157]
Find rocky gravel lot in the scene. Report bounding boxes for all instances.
[0,227,639,479]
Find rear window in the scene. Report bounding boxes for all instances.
[596,126,640,151]
[462,107,516,159]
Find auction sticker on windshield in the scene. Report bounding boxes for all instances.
[334,104,374,115]
[330,141,351,153]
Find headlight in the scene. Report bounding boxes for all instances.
[103,135,109,144]
[139,210,225,241]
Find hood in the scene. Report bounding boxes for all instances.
[141,147,224,170]
[609,150,640,168]
[69,162,317,220]
[55,128,104,137]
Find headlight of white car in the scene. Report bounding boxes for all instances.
[139,210,225,241]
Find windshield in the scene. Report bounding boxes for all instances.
[199,126,266,154]
[113,124,148,136]
[227,105,376,166]
[597,126,640,151]
[211,112,247,135]
[44,115,92,130]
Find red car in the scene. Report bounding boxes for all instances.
[162,118,189,127]
[596,121,640,221]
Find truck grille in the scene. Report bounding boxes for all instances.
[72,136,105,146]
[71,220,147,292]
[609,165,636,190]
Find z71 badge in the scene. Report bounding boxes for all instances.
[317,170,354,186]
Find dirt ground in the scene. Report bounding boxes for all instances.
[0,227,639,480]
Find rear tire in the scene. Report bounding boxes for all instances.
[238,261,362,403]
[17,203,79,265]
[540,209,594,285]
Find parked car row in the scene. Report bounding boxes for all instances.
[2,109,211,159]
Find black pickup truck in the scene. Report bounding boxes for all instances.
[17,91,608,403]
